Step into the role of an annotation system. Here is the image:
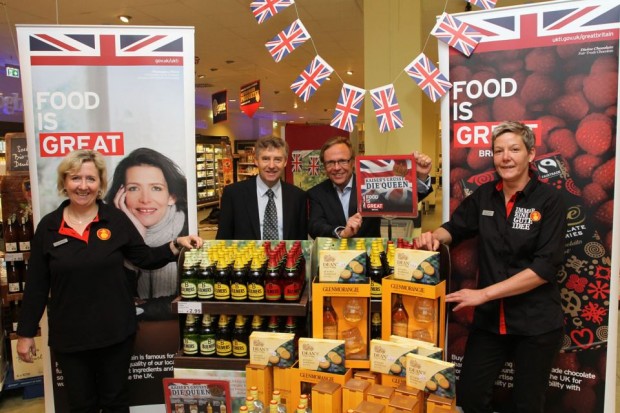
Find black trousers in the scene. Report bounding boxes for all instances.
[457,327,563,413]
[54,335,135,413]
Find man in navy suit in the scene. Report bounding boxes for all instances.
[308,136,433,239]
[216,136,307,240]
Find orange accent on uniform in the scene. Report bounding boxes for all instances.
[58,215,100,243]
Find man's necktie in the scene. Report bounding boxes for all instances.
[263,189,278,240]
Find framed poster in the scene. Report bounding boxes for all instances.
[356,155,418,217]
[5,132,29,175]
[163,378,230,413]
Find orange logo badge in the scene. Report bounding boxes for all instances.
[97,228,111,240]
[530,211,541,222]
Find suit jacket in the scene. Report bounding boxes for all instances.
[307,174,432,239]
[216,176,308,240]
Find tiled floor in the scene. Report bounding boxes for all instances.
[1,187,618,412]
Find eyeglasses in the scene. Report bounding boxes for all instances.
[324,158,352,169]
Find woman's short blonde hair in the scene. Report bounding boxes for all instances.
[56,150,108,197]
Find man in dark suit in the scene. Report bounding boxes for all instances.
[308,136,432,239]
[216,136,307,240]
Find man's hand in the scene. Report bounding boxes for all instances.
[413,151,432,181]
[340,212,363,238]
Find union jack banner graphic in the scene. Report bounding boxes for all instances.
[251,0,295,24]
[291,152,303,172]
[465,0,497,10]
[431,12,483,57]
[330,83,365,132]
[265,19,310,63]
[369,84,404,133]
[404,53,452,103]
[308,155,320,176]
[290,55,334,102]
[456,1,619,51]
[28,33,184,66]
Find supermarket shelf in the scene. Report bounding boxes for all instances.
[174,351,249,370]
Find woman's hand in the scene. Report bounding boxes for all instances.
[16,336,36,363]
[416,231,441,251]
[171,235,204,254]
[113,185,147,237]
[445,288,488,312]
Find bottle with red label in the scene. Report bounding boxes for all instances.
[265,251,282,302]
[282,244,303,302]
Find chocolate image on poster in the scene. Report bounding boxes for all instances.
[445,2,617,411]
[356,155,418,217]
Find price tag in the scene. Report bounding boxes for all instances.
[177,301,202,314]
[5,252,24,262]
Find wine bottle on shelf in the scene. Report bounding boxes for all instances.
[282,251,302,302]
[231,259,248,302]
[216,314,233,357]
[21,259,29,291]
[197,256,215,301]
[10,300,21,333]
[322,297,339,339]
[391,294,409,338]
[17,215,32,252]
[232,315,249,358]
[265,251,282,302]
[247,254,266,301]
[183,314,200,356]
[7,261,20,293]
[4,215,18,253]
[180,253,198,300]
[371,312,382,340]
[214,259,231,301]
[199,314,216,357]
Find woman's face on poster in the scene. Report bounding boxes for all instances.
[124,165,176,228]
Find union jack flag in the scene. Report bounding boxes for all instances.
[330,84,365,132]
[290,55,334,102]
[265,19,310,63]
[456,2,619,51]
[369,84,404,133]
[251,0,295,24]
[291,152,303,172]
[465,0,497,10]
[405,53,452,103]
[431,12,483,57]
[308,155,320,176]
[28,33,184,66]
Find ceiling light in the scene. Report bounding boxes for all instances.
[229,99,237,102]
[197,74,205,79]
[293,102,298,109]
[346,70,353,75]
[326,76,331,81]
[119,15,131,23]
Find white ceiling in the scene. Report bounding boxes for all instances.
[0,0,549,124]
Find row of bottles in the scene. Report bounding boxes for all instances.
[181,241,305,303]
[174,399,226,413]
[4,213,33,253]
[183,314,302,358]
[240,387,297,413]
[6,259,29,293]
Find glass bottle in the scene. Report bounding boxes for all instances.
[249,387,265,412]
[4,215,18,252]
[323,297,338,339]
[219,400,227,413]
[17,215,32,252]
[231,257,248,301]
[371,312,382,340]
[214,259,231,301]
[21,259,29,291]
[199,314,216,357]
[183,314,200,356]
[180,254,198,300]
[368,250,384,300]
[391,294,409,338]
[7,261,20,293]
[216,314,233,357]
[245,396,258,412]
[232,315,249,358]
[271,391,287,413]
[267,315,280,333]
[197,258,215,301]
[250,315,265,333]
[282,252,302,302]
[10,300,21,333]
[247,255,266,301]
[265,251,282,302]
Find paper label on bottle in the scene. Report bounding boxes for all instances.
[183,338,199,355]
[197,282,214,300]
[214,283,231,300]
[265,282,282,301]
[5,242,17,252]
[248,283,265,301]
[200,337,216,356]
[216,339,233,357]
[180,282,198,299]
[8,282,20,293]
[392,321,408,338]
[283,282,301,301]
[231,283,248,301]
[371,280,382,298]
[233,339,248,357]
[323,325,338,340]
[18,241,30,251]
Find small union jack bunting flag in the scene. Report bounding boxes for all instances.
[291,152,303,172]
[251,0,295,24]
[330,83,365,132]
[290,55,334,102]
[405,53,452,103]
[265,19,310,63]
[431,12,483,57]
[369,84,404,133]
[308,155,320,176]
[465,0,497,10]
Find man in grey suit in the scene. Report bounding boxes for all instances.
[308,136,432,239]
[216,136,307,240]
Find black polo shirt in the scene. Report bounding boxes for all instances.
[18,200,176,352]
[443,173,566,336]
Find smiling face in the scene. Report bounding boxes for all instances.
[124,165,176,228]
[323,143,354,189]
[493,132,535,187]
[255,146,287,187]
[64,161,101,209]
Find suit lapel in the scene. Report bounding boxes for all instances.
[246,178,261,239]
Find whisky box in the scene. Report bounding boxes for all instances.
[249,331,296,368]
[405,354,456,399]
[393,249,440,285]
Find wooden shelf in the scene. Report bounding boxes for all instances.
[174,351,249,370]
[172,284,309,317]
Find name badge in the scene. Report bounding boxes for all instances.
[53,239,69,247]
[482,210,494,217]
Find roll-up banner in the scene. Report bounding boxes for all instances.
[17,25,196,412]
[439,1,619,412]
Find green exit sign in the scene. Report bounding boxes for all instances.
[6,66,19,78]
